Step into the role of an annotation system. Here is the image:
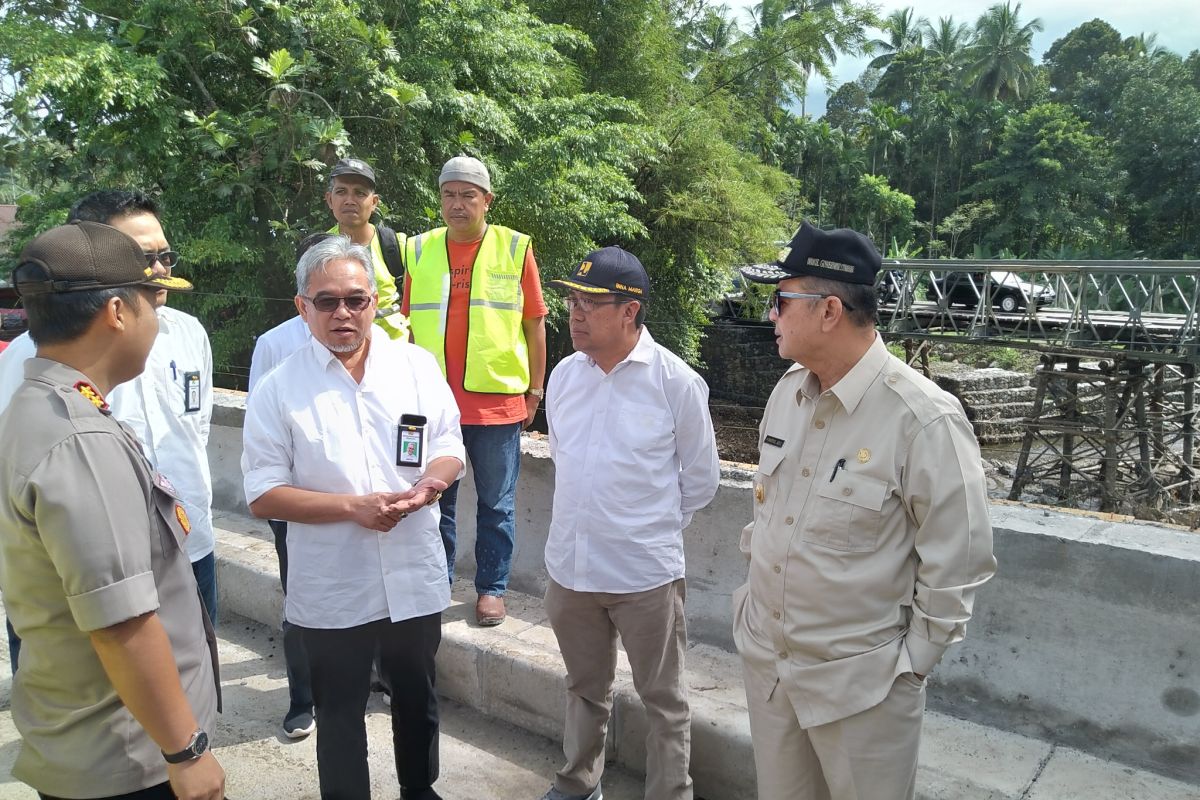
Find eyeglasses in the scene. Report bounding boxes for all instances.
[302,294,373,313]
[771,290,856,315]
[144,250,179,268]
[564,295,633,313]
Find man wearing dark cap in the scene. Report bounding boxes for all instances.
[0,222,223,800]
[403,155,548,626]
[325,157,409,340]
[537,247,720,800]
[733,222,996,800]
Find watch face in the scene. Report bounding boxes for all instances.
[192,730,209,756]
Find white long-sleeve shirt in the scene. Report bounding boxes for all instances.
[241,329,465,628]
[546,326,720,593]
[0,309,215,562]
[247,315,310,394]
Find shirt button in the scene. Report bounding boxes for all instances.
[801,467,811,477]
[785,516,794,525]
[777,651,788,659]
[887,374,899,384]
[773,564,782,573]
[842,487,853,496]
[772,610,781,620]
[814,420,826,429]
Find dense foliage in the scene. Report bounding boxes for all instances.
[1,1,1197,375]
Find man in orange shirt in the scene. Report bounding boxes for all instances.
[402,156,547,626]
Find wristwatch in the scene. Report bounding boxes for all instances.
[526,387,545,398]
[162,729,209,764]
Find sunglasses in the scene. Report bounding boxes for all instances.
[302,294,372,313]
[144,250,180,269]
[771,290,856,315]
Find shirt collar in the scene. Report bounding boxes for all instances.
[582,326,656,371]
[796,334,889,414]
[306,324,379,382]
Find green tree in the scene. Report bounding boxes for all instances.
[866,7,923,70]
[1042,19,1123,104]
[964,2,1044,102]
[971,103,1114,254]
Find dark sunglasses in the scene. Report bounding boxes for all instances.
[144,250,180,268]
[770,289,856,315]
[302,294,372,313]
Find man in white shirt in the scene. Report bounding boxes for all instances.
[539,247,720,800]
[242,236,464,800]
[0,190,217,641]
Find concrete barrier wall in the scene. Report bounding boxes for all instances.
[211,389,1200,781]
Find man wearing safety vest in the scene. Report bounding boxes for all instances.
[402,156,548,627]
[325,156,409,340]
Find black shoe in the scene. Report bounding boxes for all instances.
[283,705,315,739]
[400,788,443,800]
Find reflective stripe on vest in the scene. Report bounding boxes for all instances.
[406,225,531,394]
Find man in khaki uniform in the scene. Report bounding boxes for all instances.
[734,222,997,800]
[0,222,222,800]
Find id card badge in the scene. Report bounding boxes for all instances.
[183,371,202,413]
[397,414,428,469]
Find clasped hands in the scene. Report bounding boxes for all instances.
[351,477,450,532]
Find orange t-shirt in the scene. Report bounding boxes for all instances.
[402,236,547,425]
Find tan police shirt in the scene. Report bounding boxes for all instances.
[733,335,996,728]
[0,359,219,798]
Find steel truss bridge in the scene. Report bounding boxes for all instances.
[874,259,1200,517]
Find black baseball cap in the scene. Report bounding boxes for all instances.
[16,221,193,296]
[329,157,376,188]
[550,246,649,299]
[741,221,881,286]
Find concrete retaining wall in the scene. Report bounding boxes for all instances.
[211,389,1200,781]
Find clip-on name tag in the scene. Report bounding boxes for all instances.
[397,414,428,469]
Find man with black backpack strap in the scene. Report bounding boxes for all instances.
[324,157,409,340]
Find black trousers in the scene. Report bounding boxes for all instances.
[268,519,313,709]
[298,613,442,800]
[40,783,173,800]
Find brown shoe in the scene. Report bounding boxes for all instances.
[475,594,506,627]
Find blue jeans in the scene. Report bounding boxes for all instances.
[191,550,218,628]
[438,422,522,596]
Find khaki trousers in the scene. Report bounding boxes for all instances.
[743,659,925,800]
[545,578,693,800]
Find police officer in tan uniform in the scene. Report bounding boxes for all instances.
[0,222,222,800]
[734,222,996,800]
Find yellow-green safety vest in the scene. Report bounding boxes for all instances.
[326,223,407,340]
[406,225,531,394]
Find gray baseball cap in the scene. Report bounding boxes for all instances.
[439,155,492,193]
[330,157,376,188]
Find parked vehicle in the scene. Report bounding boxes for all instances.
[930,270,1055,312]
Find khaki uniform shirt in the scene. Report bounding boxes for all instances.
[0,359,219,798]
[733,335,996,727]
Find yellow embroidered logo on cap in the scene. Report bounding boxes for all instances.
[777,246,791,263]
[175,505,191,535]
[579,261,592,276]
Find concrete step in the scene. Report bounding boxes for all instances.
[211,512,1199,800]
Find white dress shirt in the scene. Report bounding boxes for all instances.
[546,326,720,593]
[247,315,310,394]
[241,329,465,628]
[0,309,215,562]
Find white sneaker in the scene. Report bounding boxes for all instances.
[538,786,602,800]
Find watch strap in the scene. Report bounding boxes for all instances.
[162,729,208,764]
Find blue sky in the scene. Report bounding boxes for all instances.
[730,0,1200,116]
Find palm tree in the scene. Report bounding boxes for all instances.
[964,2,1044,102]
[867,7,923,70]
[922,16,972,73]
[1124,32,1169,60]
[865,102,907,174]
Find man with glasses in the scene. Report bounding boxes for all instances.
[0,220,222,800]
[536,247,720,800]
[243,236,464,800]
[402,155,548,626]
[733,222,996,800]
[0,191,218,656]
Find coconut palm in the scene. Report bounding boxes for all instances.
[867,7,924,70]
[923,16,972,73]
[964,2,1044,102]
